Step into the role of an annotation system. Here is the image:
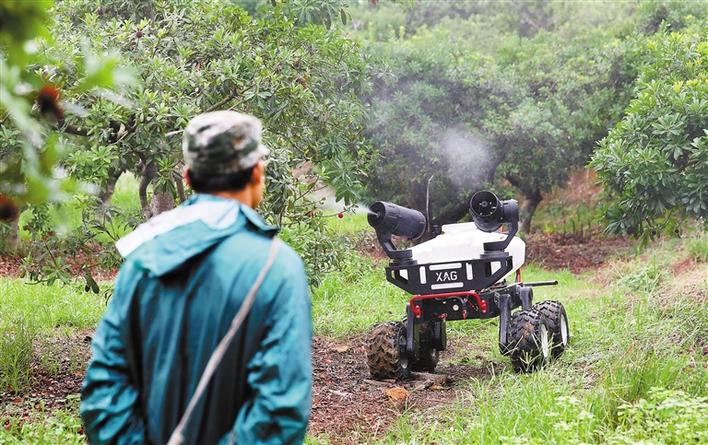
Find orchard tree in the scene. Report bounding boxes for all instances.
[0,0,133,252]
[496,28,640,233]
[354,1,639,231]
[2,0,373,284]
[362,26,526,224]
[591,21,707,240]
[49,0,370,220]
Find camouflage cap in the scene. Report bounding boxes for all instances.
[182,110,269,176]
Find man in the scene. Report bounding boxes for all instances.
[81,111,312,445]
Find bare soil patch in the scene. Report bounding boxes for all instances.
[353,231,388,261]
[0,253,22,277]
[2,332,496,442]
[310,335,497,443]
[1,331,92,421]
[0,250,118,281]
[526,232,634,273]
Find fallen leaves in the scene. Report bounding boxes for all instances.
[385,386,409,407]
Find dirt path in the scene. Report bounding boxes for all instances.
[1,332,497,443]
[525,232,634,273]
[310,336,496,441]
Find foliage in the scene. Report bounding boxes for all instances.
[685,234,708,262]
[0,315,36,392]
[0,411,86,445]
[19,198,134,286]
[623,263,666,294]
[495,28,641,231]
[591,21,708,240]
[532,200,603,237]
[351,1,708,236]
[0,0,133,210]
[47,0,370,210]
[351,1,642,230]
[2,0,373,285]
[361,25,525,222]
[279,214,349,287]
[607,388,708,444]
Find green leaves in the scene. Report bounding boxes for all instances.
[74,44,134,93]
[1,0,372,284]
[591,21,708,238]
[0,0,53,65]
[0,0,138,213]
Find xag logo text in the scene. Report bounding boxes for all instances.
[435,271,458,282]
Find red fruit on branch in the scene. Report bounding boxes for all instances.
[0,195,19,222]
[37,85,64,121]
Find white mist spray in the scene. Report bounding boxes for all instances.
[438,127,494,190]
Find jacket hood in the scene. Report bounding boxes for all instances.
[115,194,278,277]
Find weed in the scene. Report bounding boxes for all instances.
[37,337,62,377]
[685,234,708,262]
[0,315,36,392]
[1,229,705,445]
[0,279,104,332]
[534,201,602,236]
[0,278,103,393]
[607,387,708,444]
[623,263,665,294]
[0,411,86,445]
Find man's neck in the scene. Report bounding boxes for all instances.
[211,190,255,209]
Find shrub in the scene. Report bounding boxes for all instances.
[591,21,708,241]
[685,235,708,262]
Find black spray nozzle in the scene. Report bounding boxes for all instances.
[469,190,519,234]
[368,201,426,240]
[368,201,426,262]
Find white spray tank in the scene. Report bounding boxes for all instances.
[368,191,524,294]
[410,222,525,280]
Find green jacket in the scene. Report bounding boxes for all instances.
[80,194,312,445]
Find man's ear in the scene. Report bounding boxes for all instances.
[183,168,192,187]
[250,160,265,185]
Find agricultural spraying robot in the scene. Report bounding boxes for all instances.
[365,191,570,378]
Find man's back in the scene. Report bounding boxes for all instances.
[81,194,312,445]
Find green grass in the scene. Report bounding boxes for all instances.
[532,200,602,235]
[0,278,104,391]
[686,234,708,262]
[111,172,142,213]
[312,257,406,337]
[325,212,370,235]
[2,232,706,444]
[359,240,706,444]
[0,278,105,332]
[0,410,85,445]
[17,172,142,242]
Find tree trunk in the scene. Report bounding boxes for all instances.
[139,161,157,219]
[149,191,174,217]
[175,175,186,203]
[520,190,543,234]
[99,169,123,205]
[1,218,19,253]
